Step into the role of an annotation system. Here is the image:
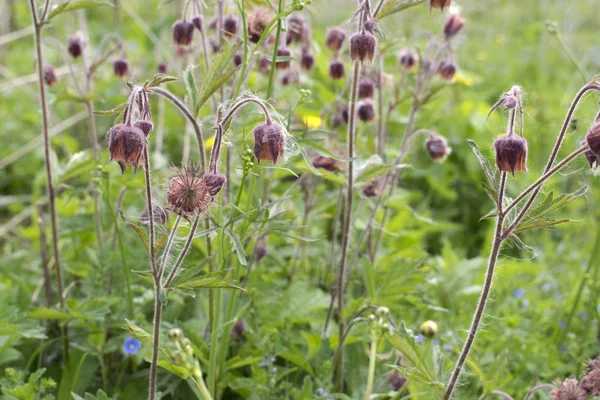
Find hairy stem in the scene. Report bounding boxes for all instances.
[265,0,284,100]
[163,215,200,288]
[149,280,162,400]
[364,333,379,400]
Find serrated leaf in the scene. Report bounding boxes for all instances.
[376,0,426,19]
[515,218,571,233]
[174,269,244,291]
[195,44,239,115]
[468,139,498,191]
[299,147,322,177]
[94,102,127,116]
[118,210,149,253]
[47,0,113,20]
[148,73,177,88]
[183,65,199,113]
[225,228,248,266]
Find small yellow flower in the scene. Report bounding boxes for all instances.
[303,115,322,129]
[204,134,216,150]
[454,72,473,87]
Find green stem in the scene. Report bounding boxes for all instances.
[364,333,379,400]
[265,0,284,100]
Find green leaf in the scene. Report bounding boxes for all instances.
[226,228,248,266]
[468,139,498,192]
[94,102,127,116]
[148,73,178,87]
[376,0,426,19]
[298,147,322,177]
[183,65,199,113]
[28,307,70,321]
[174,269,244,291]
[118,210,149,253]
[47,0,113,20]
[195,43,240,115]
[58,151,97,184]
[157,360,189,379]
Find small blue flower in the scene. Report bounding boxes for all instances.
[513,288,525,299]
[559,321,566,330]
[443,344,452,351]
[414,334,426,343]
[123,337,142,355]
[316,388,327,396]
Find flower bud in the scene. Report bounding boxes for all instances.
[232,319,246,340]
[158,63,168,74]
[108,123,147,174]
[67,33,84,58]
[276,47,291,70]
[418,320,438,339]
[248,9,272,43]
[252,121,286,164]
[192,15,203,31]
[281,69,299,86]
[350,32,376,62]
[493,133,528,176]
[312,155,342,171]
[141,204,168,225]
[172,20,194,46]
[255,246,268,262]
[166,163,213,216]
[398,48,419,70]
[358,78,375,99]
[300,49,314,71]
[390,371,407,392]
[504,94,518,109]
[444,14,465,38]
[133,120,154,137]
[364,20,375,33]
[363,176,383,197]
[223,15,239,37]
[113,58,129,78]
[203,172,227,196]
[425,134,450,161]
[437,59,457,80]
[325,27,346,52]
[259,57,271,74]
[168,328,182,340]
[43,65,57,86]
[357,100,375,123]
[430,0,451,11]
[329,60,345,80]
[585,122,600,161]
[233,52,242,67]
[287,15,308,44]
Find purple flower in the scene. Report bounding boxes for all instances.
[123,337,142,355]
[513,288,525,299]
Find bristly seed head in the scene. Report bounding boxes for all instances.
[43,65,57,87]
[549,378,586,400]
[252,121,286,164]
[444,14,465,38]
[113,59,129,78]
[325,27,346,52]
[172,20,194,46]
[425,134,451,161]
[585,122,600,162]
[166,163,213,216]
[398,48,419,70]
[350,32,377,62]
[329,60,345,80]
[493,133,528,176]
[108,123,147,174]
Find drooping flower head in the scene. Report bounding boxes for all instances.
[43,65,57,87]
[325,27,346,52]
[252,121,286,164]
[166,163,213,216]
[172,19,194,46]
[425,134,451,161]
[398,48,419,70]
[248,8,272,43]
[350,32,377,62]
[108,123,147,174]
[493,133,528,176]
[113,58,129,78]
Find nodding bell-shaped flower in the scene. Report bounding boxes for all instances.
[329,60,345,80]
[398,48,419,70]
[286,15,308,44]
[158,63,168,74]
[223,15,239,37]
[192,15,203,31]
[493,132,528,176]
[430,0,452,11]
[585,122,600,162]
[444,14,465,38]
[133,120,154,137]
[325,27,346,52]
[437,59,457,80]
[312,155,342,172]
[350,32,376,62]
[358,78,375,99]
[275,47,292,70]
[252,121,285,164]
[113,58,129,78]
[108,123,147,174]
[141,204,169,225]
[203,172,227,196]
[248,9,272,43]
[363,176,384,197]
[166,163,213,217]
[300,49,315,71]
[67,33,85,58]
[43,65,57,86]
[357,100,376,123]
[425,134,451,161]
[172,20,194,46]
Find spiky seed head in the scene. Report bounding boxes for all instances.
[223,15,239,37]
[398,48,419,70]
[425,134,451,161]
[286,14,308,44]
[358,78,375,99]
[108,123,147,174]
[438,59,457,80]
[430,0,452,11]
[166,163,212,216]
[419,320,438,338]
[252,121,285,164]
[172,20,194,45]
[275,47,292,70]
[549,379,587,400]
[203,172,227,196]
[444,14,465,38]
[192,15,203,31]
[350,32,377,62]
[493,133,528,176]
[300,49,315,71]
[133,120,154,137]
[67,33,84,58]
[357,100,376,122]
[141,204,168,225]
[113,59,129,78]
[325,27,346,52]
[43,65,57,86]
[248,8,272,43]
[585,122,600,160]
[329,60,345,80]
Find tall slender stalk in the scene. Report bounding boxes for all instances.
[28,0,69,361]
[364,333,379,400]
